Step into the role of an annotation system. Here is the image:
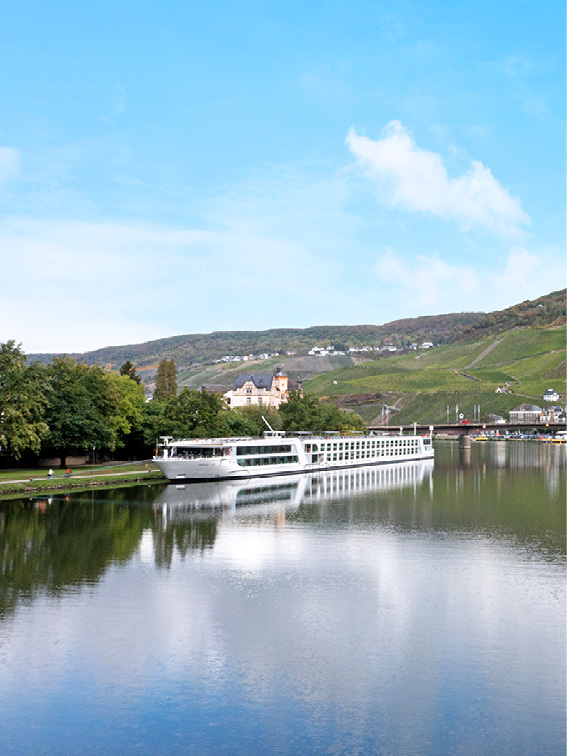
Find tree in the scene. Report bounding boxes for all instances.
[279,391,366,433]
[164,388,227,437]
[153,359,177,402]
[44,357,117,467]
[226,405,282,436]
[0,341,49,459]
[119,360,141,385]
[106,373,146,451]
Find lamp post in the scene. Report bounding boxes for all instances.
[92,447,96,468]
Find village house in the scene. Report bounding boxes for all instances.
[541,405,566,424]
[509,404,543,424]
[543,388,560,403]
[224,366,289,409]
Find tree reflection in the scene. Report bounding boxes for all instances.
[0,485,219,619]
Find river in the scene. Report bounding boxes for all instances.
[0,441,564,755]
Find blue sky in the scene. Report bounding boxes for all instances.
[0,0,564,353]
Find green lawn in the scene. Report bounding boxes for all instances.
[0,462,165,498]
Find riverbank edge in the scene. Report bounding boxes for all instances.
[0,471,166,500]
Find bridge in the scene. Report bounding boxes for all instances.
[367,421,567,449]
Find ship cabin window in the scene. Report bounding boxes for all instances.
[236,444,293,456]
[173,446,223,459]
[237,455,299,467]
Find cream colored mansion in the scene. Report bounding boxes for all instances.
[224,366,289,409]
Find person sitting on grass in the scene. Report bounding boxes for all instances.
[48,469,54,478]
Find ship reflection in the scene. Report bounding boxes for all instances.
[152,459,435,521]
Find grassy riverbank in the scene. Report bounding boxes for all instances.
[0,462,166,499]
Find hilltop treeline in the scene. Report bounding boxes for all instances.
[453,289,566,342]
[1,342,363,466]
[28,290,565,371]
[30,312,482,369]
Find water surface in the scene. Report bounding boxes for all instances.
[0,441,564,755]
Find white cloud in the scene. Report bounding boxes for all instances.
[346,121,530,235]
[0,147,20,183]
[0,215,344,353]
[374,246,552,315]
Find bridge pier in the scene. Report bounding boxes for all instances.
[458,434,471,450]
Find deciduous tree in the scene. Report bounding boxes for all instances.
[279,391,365,433]
[164,388,227,438]
[44,357,117,467]
[106,372,146,450]
[0,341,49,459]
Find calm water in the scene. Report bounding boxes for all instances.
[0,442,564,756]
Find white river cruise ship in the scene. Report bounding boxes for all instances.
[154,428,434,482]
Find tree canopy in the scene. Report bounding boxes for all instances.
[0,342,368,465]
[279,391,365,433]
[119,360,142,385]
[0,341,48,458]
[44,357,117,466]
[153,358,177,402]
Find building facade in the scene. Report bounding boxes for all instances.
[224,366,289,409]
[509,404,543,423]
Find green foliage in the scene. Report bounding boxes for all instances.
[44,357,117,464]
[153,358,177,401]
[106,373,146,448]
[140,399,169,449]
[225,405,283,436]
[119,360,141,384]
[163,388,227,438]
[279,391,366,433]
[0,341,49,458]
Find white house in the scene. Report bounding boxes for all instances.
[543,388,560,403]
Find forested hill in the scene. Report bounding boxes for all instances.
[29,312,483,368]
[28,289,565,369]
[453,289,565,341]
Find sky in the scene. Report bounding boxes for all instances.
[0,0,564,354]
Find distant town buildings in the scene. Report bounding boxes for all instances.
[215,351,296,364]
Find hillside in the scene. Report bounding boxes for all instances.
[29,312,483,369]
[25,290,565,423]
[305,325,566,425]
[453,289,565,342]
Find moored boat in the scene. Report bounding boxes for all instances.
[153,428,434,482]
